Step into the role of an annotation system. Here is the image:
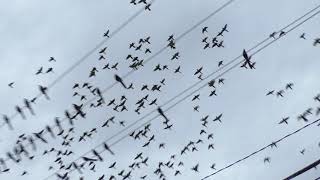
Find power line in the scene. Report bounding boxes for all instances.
[3,0,318,168]
[201,118,320,180]
[0,0,155,128]
[82,0,237,107]
[2,0,234,131]
[1,0,237,162]
[283,158,320,180]
[41,6,320,180]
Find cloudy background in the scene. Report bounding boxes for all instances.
[0,0,320,179]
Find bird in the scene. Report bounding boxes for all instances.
[24,98,35,115]
[35,67,43,75]
[103,143,114,155]
[264,157,270,163]
[92,150,103,161]
[15,105,26,120]
[33,131,48,143]
[213,113,223,122]
[157,107,170,122]
[193,105,200,112]
[314,94,320,102]
[145,3,151,11]
[191,163,199,172]
[202,27,208,34]
[48,57,56,62]
[174,66,182,73]
[210,163,216,170]
[103,30,110,37]
[194,67,203,75]
[130,0,137,5]
[46,67,54,73]
[298,114,308,122]
[313,38,320,46]
[279,30,286,37]
[279,117,289,124]
[109,162,116,169]
[286,83,294,90]
[276,90,284,97]
[8,82,14,88]
[99,47,107,54]
[202,37,208,43]
[39,85,50,100]
[266,90,274,96]
[114,74,127,89]
[241,49,255,69]
[3,115,13,130]
[300,33,306,39]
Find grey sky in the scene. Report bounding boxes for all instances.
[0,0,320,179]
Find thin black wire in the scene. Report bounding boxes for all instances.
[201,118,320,180]
[41,7,320,180]
[0,0,155,127]
[2,0,317,167]
[89,0,237,99]
[201,10,320,179]
[1,0,237,161]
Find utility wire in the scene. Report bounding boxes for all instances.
[3,0,318,167]
[201,118,320,180]
[0,0,155,128]
[42,6,320,180]
[283,158,320,180]
[1,0,237,162]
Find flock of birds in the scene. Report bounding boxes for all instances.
[1,1,320,180]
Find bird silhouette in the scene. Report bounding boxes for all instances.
[114,74,127,89]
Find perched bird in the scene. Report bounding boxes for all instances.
[24,98,35,115]
[114,74,127,89]
[3,115,13,130]
[15,105,26,120]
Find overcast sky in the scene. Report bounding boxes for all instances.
[1,0,320,180]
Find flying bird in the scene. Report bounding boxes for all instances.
[39,85,50,100]
[49,57,56,62]
[8,82,14,88]
[103,30,110,37]
[279,117,289,125]
[300,33,306,39]
[313,38,320,46]
[202,27,208,34]
[266,90,274,96]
